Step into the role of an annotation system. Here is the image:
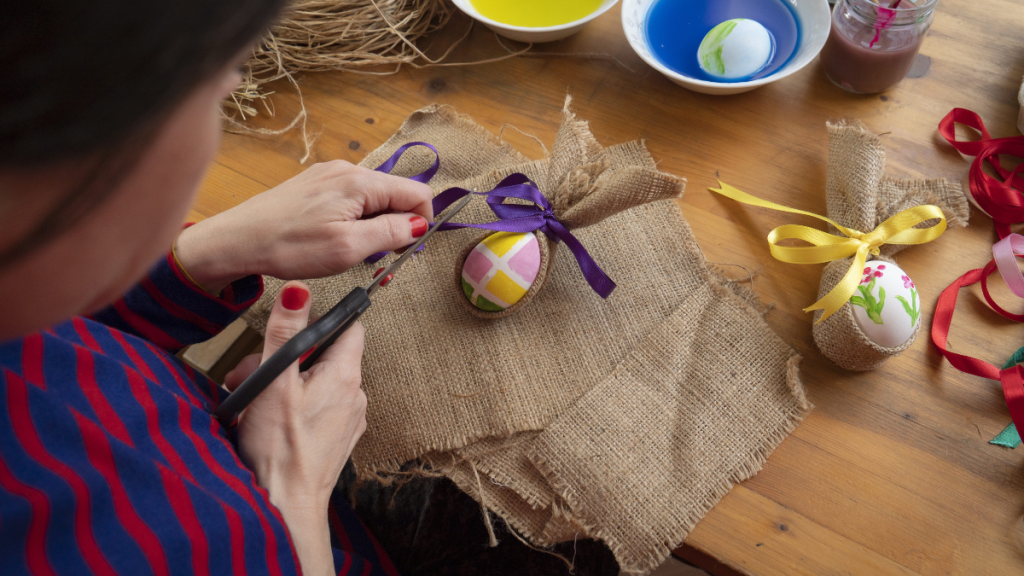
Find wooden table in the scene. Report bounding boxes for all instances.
[190,2,1024,574]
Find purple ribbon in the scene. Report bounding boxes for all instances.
[365,142,615,299]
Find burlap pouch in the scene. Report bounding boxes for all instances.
[452,125,681,318]
[812,120,969,371]
[243,100,811,574]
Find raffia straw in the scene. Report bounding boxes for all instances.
[243,0,454,89]
[223,58,318,164]
[224,0,635,160]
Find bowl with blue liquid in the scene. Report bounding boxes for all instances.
[623,0,831,95]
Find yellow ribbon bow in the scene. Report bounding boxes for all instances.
[709,182,948,323]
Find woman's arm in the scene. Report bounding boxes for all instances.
[174,159,433,294]
[90,159,431,352]
[223,281,367,576]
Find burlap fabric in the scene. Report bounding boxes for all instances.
[243,100,810,574]
[813,120,969,371]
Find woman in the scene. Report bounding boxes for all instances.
[0,2,434,574]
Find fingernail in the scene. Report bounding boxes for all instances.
[281,286,309,310]
[410,216,428,238]
[374,267,394,287]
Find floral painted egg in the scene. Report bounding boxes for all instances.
[850,261,920,348]
[461,231,541,312]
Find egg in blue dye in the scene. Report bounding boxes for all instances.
[646,0,800,83]
[698,19,775,79]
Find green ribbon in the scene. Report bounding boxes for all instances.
[992,347,1024,448]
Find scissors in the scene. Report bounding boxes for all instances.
[214,195,473,424]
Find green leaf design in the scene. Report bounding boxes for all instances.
[698,19,739,75]
[896,288,920,326]
[852,276,885,324]
[857,284,874,303]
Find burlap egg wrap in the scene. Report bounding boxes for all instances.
[454,117,678,318]
[812,120,970,371]
[243,99,811,574]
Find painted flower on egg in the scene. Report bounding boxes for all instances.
[849,262,920,348]
[461,231,541,312]
[852,265,886,325]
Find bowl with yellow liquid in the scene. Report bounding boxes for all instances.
[452,0,620,43]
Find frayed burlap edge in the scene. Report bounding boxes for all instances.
[386,105,531,177]
[529,350,809,575]
[450,432,556,511]
[877,176,970,228]
[423,451,582,557]
[812,255,921,371]
[705,262,776,317]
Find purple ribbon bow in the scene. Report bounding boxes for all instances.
[366,142,615,299]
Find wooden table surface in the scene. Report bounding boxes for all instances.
[191,2,1024,574]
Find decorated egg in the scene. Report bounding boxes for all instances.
[697,19,774,80]
[461,231,541,312]
[850,262,920,348]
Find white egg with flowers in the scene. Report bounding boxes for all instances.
[849,262,921,349]
[697,18,775,80]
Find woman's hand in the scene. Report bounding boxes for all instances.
[175,159,433,292]
[224,281,366,576]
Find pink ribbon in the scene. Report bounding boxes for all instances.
[993,234,1024,298]
[870,7,897,48]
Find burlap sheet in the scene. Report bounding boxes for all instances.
[243,101,810,574]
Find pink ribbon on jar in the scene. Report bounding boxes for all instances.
[870,6,897,48]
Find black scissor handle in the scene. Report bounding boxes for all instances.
[214,287,371,424]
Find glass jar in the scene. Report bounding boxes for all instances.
[819,0,938,94]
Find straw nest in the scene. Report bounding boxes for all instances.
[227,0,453,117]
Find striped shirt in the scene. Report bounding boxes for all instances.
[0,253,398,576]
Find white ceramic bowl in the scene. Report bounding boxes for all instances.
[622,0,831,95]
[451,0,621,43]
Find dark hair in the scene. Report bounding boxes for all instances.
[0,0,285,267]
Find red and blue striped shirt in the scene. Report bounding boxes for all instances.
[0,253,398,576]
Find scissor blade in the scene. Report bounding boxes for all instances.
[365,195,473,294]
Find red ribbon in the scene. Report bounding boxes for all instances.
[932,260,1024,436]
[938,108,1024,239]
[932,109,1024,439]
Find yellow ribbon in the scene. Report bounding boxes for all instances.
[708,182,948,323]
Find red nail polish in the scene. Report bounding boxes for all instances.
[374,267,394,287]
[410,216,428,238]
[281,286,308,310]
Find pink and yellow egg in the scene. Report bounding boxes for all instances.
[461,231,541,311]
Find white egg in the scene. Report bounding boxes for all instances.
[850,261,921,349]
[697,19,775,80]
